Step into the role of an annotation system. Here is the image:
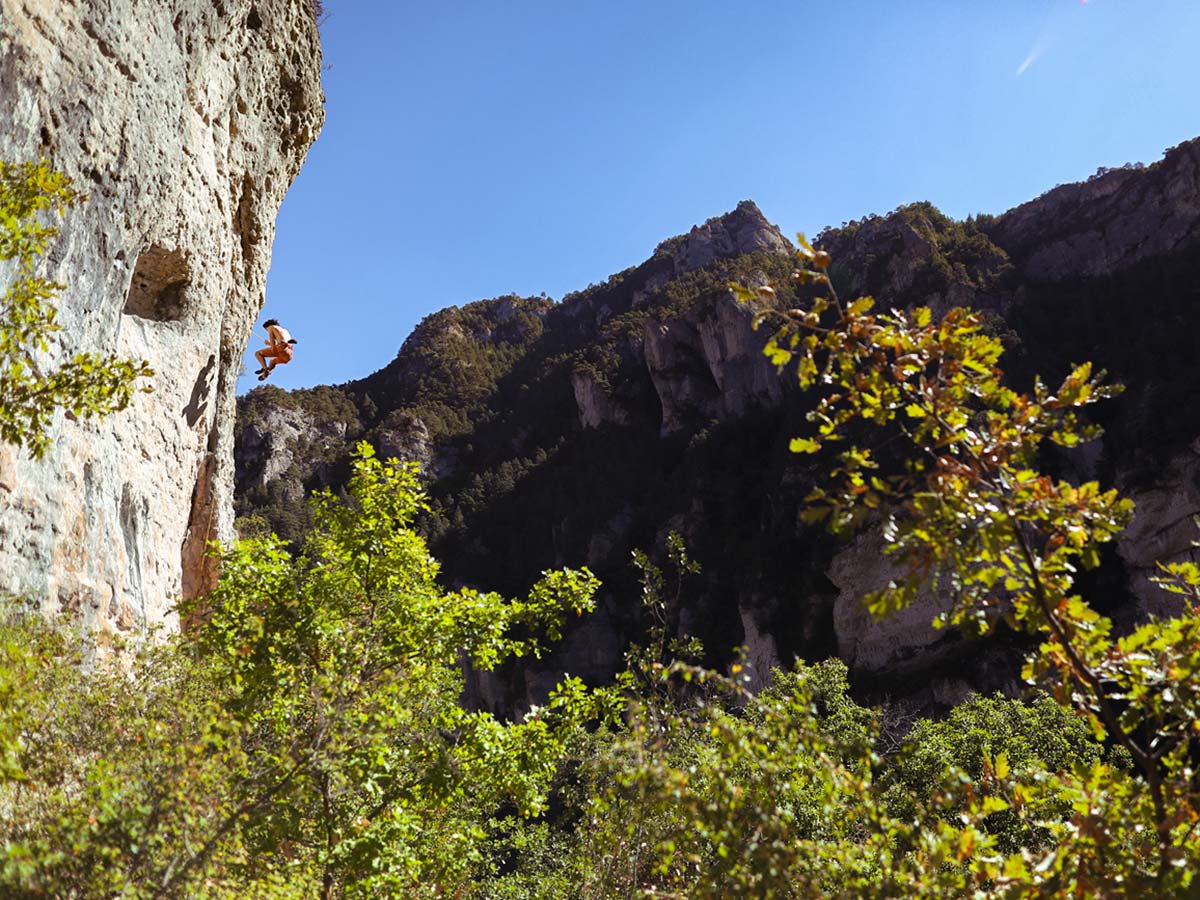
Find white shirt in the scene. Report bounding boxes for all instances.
[267,325,292,345]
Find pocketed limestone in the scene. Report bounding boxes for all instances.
[0,0,324,634]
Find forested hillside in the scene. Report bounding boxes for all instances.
[9,138,1200,900]
[235,139,1200,714]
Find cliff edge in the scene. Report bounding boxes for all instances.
[0,0,324,635]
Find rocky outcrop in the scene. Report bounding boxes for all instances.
[561,202,792,434]
[816,202,1014,316]
[828,530,951,676]
[660,199,793,273]
[0,0,323,634]
[738,597,783,693]
[989,138,1200,282]
[233,385,363,534]
[1116,439,1200,620]
[816,140,1200,313]
[361,295,553,404]
[826,529,1026,706]
[235,402,313,494]
[825,452,1200,706]
[644,292,784,434]
[371,411,436,475]
[556,201,790,330]
[571,370,631,429]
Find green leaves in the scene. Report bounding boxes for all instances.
[0,159,152,459]
[194,443,610,896]
[763,243,1200,895]
[0,442,612,899]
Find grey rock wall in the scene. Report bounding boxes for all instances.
[990,139,1200,281]
[664,199,793,273]
[571,369,632,429]
[1117,440,1200,621]
[0,0,323,637]
[643,291,784,434]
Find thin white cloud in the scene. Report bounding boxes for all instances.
[1016,47,1043,76]
[1015,0,1090,77]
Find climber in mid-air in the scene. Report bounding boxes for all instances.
[254,318,298,381]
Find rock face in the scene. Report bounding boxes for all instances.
[643,292,784,434]
[571,369,632,429]
[1116,440,1200,621]
[373,411,437,477]
[989,141,1200,281]
[0,0,323,635]
[235,402,314,497]
[816,201,1015,318]
[564,202,793,435]
[661,199,793,273]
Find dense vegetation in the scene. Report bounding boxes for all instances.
[816,200,1017,303]
[2,444,614,899]
[4,444,1195,896]
[236,171,1200,716]
[8,220,1200,895]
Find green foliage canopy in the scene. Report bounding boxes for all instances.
[1,442,614,899]
[723,234,1200,896]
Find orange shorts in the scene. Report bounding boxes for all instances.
[264,345,294,363]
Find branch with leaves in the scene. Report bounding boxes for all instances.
[734,235,1200,894]
[0,159,152,460]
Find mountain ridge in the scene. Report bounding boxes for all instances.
[235,139,1200,714]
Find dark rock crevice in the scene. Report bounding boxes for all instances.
[124,245,191,322]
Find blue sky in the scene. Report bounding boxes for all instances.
[246,0,1200,392]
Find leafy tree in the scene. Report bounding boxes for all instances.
[730,235,1200,895]
[553,543,1005,899]
[0,442,613,899]
[877,692,1105,855]
[0,159,153,459]
[186,443,613,897]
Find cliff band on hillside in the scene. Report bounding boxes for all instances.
[0,0,324,635]
[234,141,1200,715]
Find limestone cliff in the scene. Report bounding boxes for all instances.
[0,0,323,635]
[989,141,1200,282]
[642,291,783,435]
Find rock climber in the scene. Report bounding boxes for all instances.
[254,318,297,381]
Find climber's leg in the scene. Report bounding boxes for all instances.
[258,345,293,381]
